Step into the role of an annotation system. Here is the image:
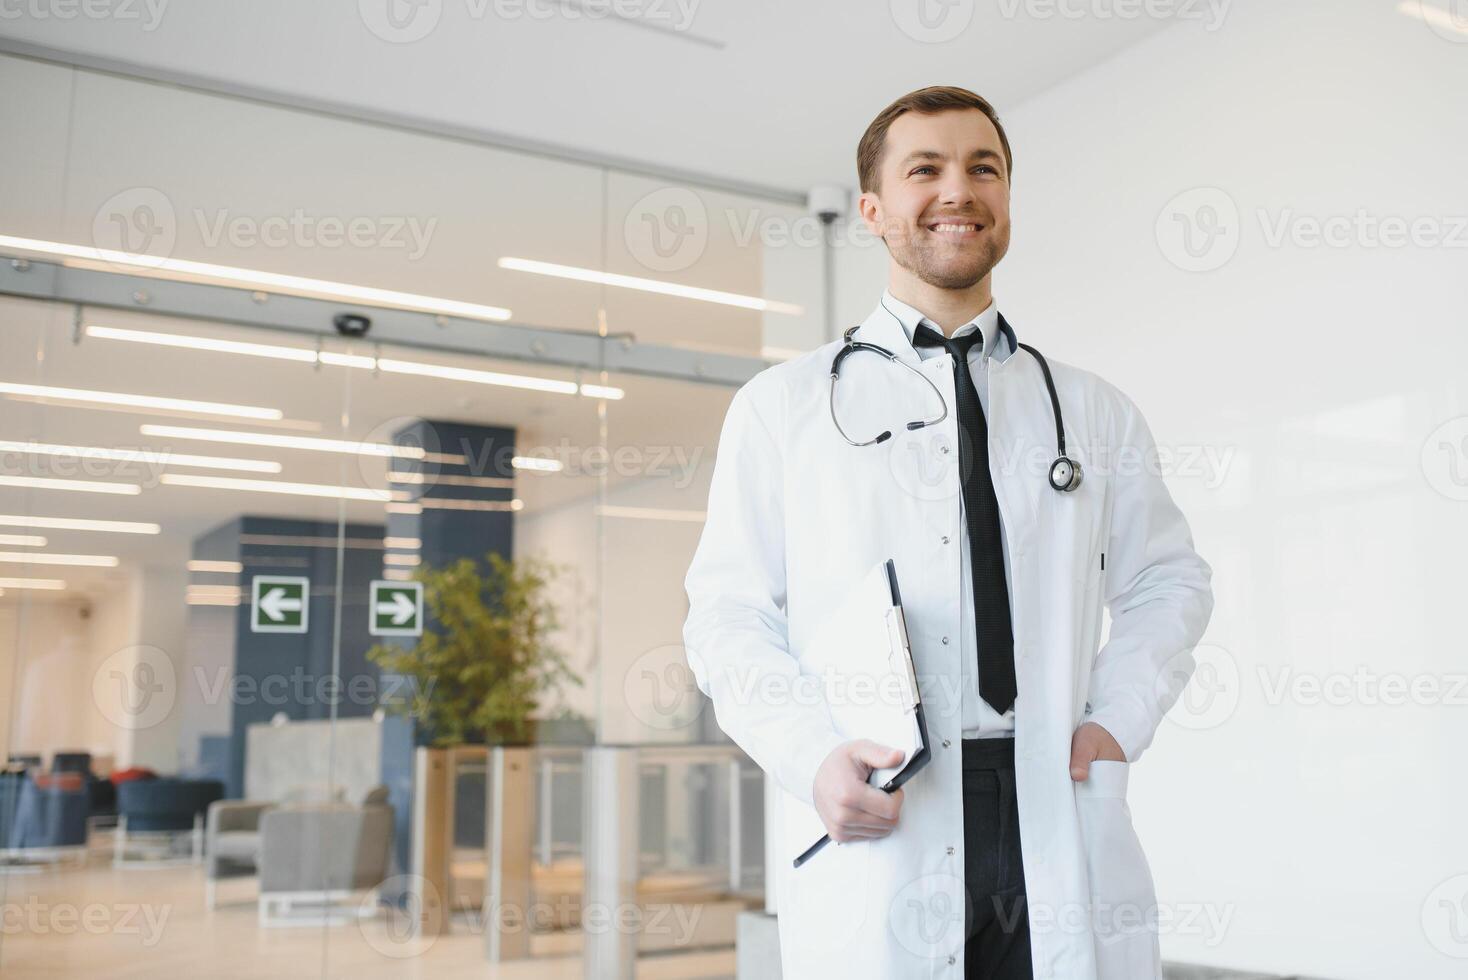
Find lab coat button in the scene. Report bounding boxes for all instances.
[941,535,950,544]
[942,738,951,749]
[940,445,951,454]
[945,845,954,856]
[948,955,956,965]
[941,636,950,645]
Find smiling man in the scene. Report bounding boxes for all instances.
[683,86,1213,979]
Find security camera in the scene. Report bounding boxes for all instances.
[807,185,850,224]
[333,313,372,337]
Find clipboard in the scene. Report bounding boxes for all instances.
[793,559,931,868]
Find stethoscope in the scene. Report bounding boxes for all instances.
[828,299,1083,492]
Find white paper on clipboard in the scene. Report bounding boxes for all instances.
[797,559,924,790]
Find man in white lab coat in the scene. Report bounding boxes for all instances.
[682,86,1214,979]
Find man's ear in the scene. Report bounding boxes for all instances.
[857,190,884,241]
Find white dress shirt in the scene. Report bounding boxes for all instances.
[879,288,1017,740]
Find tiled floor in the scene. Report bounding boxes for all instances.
[0,855,737,979]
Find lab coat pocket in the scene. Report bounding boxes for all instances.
[1074,760,1162,978]
[784,811,871,950]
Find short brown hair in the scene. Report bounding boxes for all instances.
[857,86,1013,194]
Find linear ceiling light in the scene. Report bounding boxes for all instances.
[85,325,623,399]
[0,381,281,421]
[0,475,140,495]
[0,439,281,474]
[0,551,118,567]
[0,234,512,322]
[187,560,243,573]
[0,534,46,547]
[139,424,425,459]
[497,257,804,316]
[0,514,159,534]
[0,577,66,590]
[509,456,564,472]
[160,473,392,502]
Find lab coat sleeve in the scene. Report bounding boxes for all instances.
[682,379,849,808]
[1082,391,1215,763]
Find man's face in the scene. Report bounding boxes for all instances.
[859,108,1011,290]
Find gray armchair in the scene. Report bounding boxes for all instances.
[256,797,394,926]
[204,800,272,908]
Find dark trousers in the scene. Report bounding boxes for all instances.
[962,736,1034,980]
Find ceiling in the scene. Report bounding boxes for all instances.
[0,0,1174,195]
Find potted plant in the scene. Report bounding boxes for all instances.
[367,552,584,746]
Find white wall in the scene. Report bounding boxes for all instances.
[1,564,187,772]
[834,2,1468,977]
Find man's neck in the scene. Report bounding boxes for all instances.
[888,272,994,338]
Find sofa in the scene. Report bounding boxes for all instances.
[114,778,224,866]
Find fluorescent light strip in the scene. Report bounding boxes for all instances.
[511,456,564,473]
[187,560,243,573]
[578,383,625,400]
[383,554,421,566]
[0,475,140,495]
[0,440,281,474]
[139,425,424,460]
[383,537,421,549]
[0,381,282,421]
[0,234,512,323]
[498,256,804,316]
[187,585,242,597]
[0,577,66,591]
[595,505,707,523]
[86,326,319,362]
[0,514,159,534]
[161,473,391,502]
[374,358,577,395]
[0,534,46,547]
[0,551,118,567]
[85,325,624,400]
[382,569,414,582]
[188,595,241,607]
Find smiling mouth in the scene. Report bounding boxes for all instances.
[926,221,983,238]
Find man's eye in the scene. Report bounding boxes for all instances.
[910,166,935,176]
[973,166,996,175]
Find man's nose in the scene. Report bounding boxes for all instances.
[937,173,977,209]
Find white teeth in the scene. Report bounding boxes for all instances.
[932,223,978,232]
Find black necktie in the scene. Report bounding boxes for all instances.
[911,321,1016,714]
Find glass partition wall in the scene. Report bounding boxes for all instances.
[0,50,824,979]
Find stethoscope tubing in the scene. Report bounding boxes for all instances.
[828,308,1082,492]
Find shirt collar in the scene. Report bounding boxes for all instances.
[878,288,1011,363]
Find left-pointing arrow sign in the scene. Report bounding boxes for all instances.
[250,575,309,633]
[259,587,303,622]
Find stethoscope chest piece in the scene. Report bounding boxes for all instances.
[1049,455,1083,492]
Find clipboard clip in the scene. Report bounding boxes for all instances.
[884,605,919,712]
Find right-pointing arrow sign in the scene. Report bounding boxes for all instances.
[369,581,423,637]
[375,591,416,626]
